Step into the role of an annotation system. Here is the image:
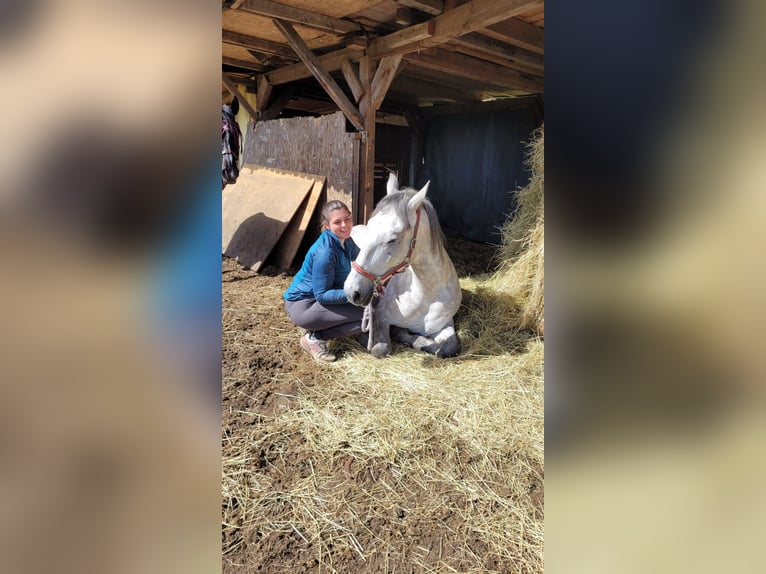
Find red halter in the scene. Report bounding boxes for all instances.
[351,208,421,298]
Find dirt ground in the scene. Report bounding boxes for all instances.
[222,237,510,573]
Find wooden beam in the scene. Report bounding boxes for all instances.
[482,17,544,55]
[367,21,434,58]
[222,56,268,72]
[257,76,273,111]
[396,0,444,16]
[391,73,481,103]
[369,0,542,58]
[266,46,363,85]
[258,84,297,120]
[447,33,543,75]
[358,56,376,222]
[340,59,365,103]
[420,95,540,116]
[370,55,403,111]
[222,30,295,59]
[274,19,364,131]
[405,48,543,93]
[222,75,260,120]
[241,0,360,35]
[395,7,417,27]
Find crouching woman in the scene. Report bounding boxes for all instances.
[283,200,364,362]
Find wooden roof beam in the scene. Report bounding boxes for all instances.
[404,48,543,93]
[368,0,543,58]
[274,19,364,131]
[446,32,543,75]
[222,75,260,120]
[482,17,544,55]
[265,46,363,85]
[222,30,296,59]
[240,0,361,35]
[396,0,444,16]
[222,56,268,72]
[370,55,403,110]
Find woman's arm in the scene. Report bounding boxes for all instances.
[311,248,349,305]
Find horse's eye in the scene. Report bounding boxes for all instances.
[386,238,397,245]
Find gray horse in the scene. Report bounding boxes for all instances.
[344,173,462,358]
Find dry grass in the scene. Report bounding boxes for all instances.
[222,268,544,573]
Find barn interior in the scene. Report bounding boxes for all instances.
[222,0,544,244]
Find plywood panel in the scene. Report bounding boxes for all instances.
[269,176,325,269]
[222,165,315,271]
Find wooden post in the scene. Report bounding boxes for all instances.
[358,56,377,223]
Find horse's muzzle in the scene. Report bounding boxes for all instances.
[344,275,374,307]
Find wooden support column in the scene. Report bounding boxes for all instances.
[358,56,377,223]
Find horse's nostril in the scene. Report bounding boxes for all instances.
[353,291,360,303]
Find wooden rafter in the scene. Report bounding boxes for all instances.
[222,75,260,120]
[240,0,360,35]
[396,0,444,16]
[368,0,543,58]
[405,48,543,93]
[370,55,403,111]
[222,30,296,59]
[340,60,364,103]
[273,19,364,131]
[447,33,543,75]
[482,17,544,55]
[222,56,268,72]
[266,46,363,86]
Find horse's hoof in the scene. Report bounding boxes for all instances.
[371,343,391,358]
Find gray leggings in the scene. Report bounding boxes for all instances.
[285,299,364,341]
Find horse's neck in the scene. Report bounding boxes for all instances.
[409,221,453,278]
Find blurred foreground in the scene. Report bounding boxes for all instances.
[0,2,220,573]
[547,1,766,572]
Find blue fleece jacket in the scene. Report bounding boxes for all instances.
[283,230,360,305]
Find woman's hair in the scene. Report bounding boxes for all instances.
[321,200,350,229]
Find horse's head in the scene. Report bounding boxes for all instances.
[344,173,430,306]
[222,98,242,187]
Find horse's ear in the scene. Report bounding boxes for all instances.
[230,97,240,116]
[407,180,430,212]
[386,172,399,195]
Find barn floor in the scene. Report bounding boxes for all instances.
[222,237,529,573]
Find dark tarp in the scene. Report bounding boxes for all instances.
[418,107,540,244]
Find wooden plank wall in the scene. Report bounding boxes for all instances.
[243,111,355,210]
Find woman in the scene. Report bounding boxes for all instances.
[283,200,364,362]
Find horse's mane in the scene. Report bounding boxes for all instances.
[373,190,450,264]
[222,104,242,187]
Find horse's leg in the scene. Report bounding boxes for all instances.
[363,297,392,357]
[369,317,392,358]
[392,324,460,358]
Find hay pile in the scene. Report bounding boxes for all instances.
[491,125,545,335]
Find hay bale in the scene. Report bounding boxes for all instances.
[500,125,544,261]
[491,125,545,336]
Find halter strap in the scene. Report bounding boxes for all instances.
[351,207,421,297]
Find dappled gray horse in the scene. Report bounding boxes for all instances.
[344,173,461,358]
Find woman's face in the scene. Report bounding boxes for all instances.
[327,208,352,242]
